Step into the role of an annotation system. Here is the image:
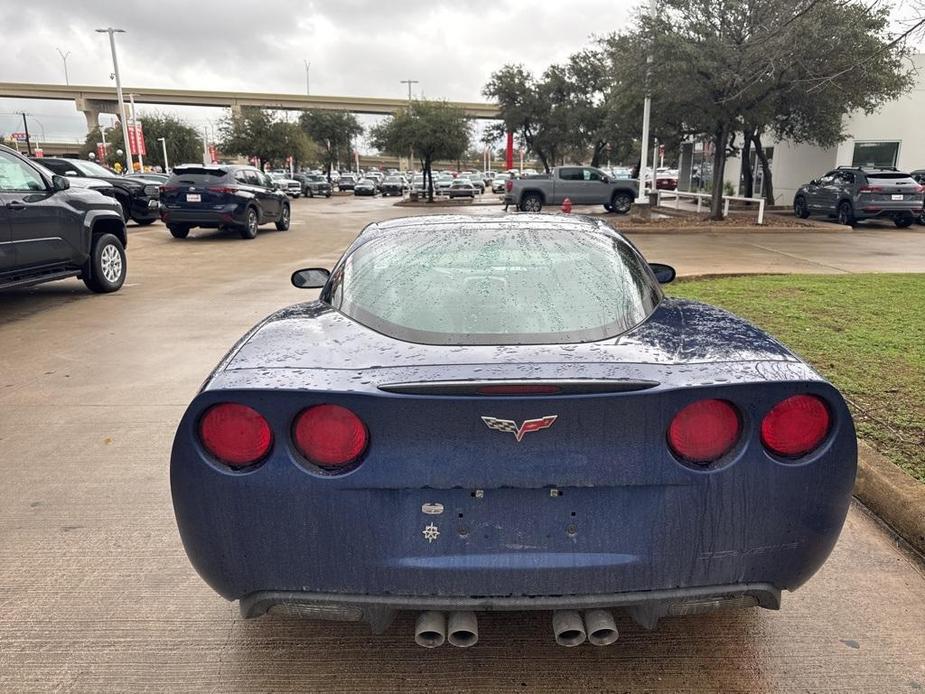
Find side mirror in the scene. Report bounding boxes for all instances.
[52,174,70,192]
[809,179,819,186]
[601,175,611,184]
[649,262,676,284]
[291,268,330,289]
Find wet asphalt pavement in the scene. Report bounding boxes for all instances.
[1,195,924,693]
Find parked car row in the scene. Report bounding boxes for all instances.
[794,166,925,227]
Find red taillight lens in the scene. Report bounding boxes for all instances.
[199,403,272,467]
[293,404,368,469]
[668,399,741,464]
[858,185,884,193]
[761,395,830,458]
[476,384,561,395]
[207,185,238,193]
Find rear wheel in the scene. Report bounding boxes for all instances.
[919,209,925,225]
[240,207,259,239]
[520,193,543,212]
[307,189,314,198]
[794,196,810,219]
[276,203,291,231]
[894,213,914,228]
[611,192,633,214]
[82,233,126,293]
[168,224,190,239]
[133,217,156,226]
[836,201,855,227]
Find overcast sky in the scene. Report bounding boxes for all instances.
[1,0,920,146]
[0,0,639,144]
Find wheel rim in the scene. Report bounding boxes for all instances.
[524,197,540,212]
[795,200,804,216]
[838,205,848,224]
[248,210,258,233]
[282,206,290,225]
[100,243,122,283]
[615,195,631,213]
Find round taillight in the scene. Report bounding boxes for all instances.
[761,395,830,458]
[668,399,741,464]
[199,403,273,467]
[293,404,368,469]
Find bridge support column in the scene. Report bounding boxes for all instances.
[75,96,120,134]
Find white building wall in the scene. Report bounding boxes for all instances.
[724,53,923,206]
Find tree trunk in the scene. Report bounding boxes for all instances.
[424,157,434,203]
[753,132,774,205]
[709,124,729,221]
[741,128,754,199]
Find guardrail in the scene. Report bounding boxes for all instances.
[656,189,766,225]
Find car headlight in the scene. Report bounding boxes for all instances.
[143,185,159,197]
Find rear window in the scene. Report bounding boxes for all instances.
[169,168,229,185]
[328,225,660,345]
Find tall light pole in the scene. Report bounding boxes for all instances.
[157,137,169,173]
[400,80,418,169]
[400,79,419,102]
[304,59,310,95]
[56,48,71,85]
[635,0,657,206]
[96,27,133,174]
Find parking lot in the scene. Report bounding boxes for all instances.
[2,195,924,693]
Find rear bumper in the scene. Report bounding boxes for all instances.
[855,201,922,219]
[160,203,245,227]
[240,583,781,632]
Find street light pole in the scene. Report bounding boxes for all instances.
[96,27,133,175]
[20,113,32,156]
[158,137,169,173]
[635,0,657,205]
[304,59,310,95]
[56,48,71,85]
[399,79,419,169]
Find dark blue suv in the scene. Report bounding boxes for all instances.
[160,165,290,239]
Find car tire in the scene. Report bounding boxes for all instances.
[918,209,925,226]
[240,207,259,239]
[276,203,291,231]
[611,192,633,214]
[794,196,810,219]
[836,201,856,227]
[168,224,190,239]
[133,218,156,226]
[894,214,914,228]
[82,233,126,293]
[307,189,314,198]
[520,193,543,212]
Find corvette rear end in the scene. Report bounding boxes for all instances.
[170,215,857,647]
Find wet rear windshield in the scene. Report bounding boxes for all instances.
[169,168,228,185]
[329,225,660,345]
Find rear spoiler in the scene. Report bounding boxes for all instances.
[173,164,229,175]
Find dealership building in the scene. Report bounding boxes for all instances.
[678,53,924,205]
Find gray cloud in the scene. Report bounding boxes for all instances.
[0,0,640,140]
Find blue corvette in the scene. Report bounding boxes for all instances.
[171,214,857,648]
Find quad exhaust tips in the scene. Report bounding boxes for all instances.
[552,609,619,647]
[414,611,478,648]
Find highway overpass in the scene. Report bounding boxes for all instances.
[0,82,500,131]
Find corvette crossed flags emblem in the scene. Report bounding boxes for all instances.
[481,415,558,442]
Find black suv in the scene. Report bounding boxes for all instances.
[159,164,290,239]
[794,166,924,227]
[293,173,332,198]
[38,157,160,225]
[1,145,127,293]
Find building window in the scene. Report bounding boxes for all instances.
[852,141,899,168]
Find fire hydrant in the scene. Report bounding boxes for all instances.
[561,197,572,214]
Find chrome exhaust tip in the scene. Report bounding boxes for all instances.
[414,611,446,648]
[552,609,587,647]
[584,609,619,646]
[447,611,478,648]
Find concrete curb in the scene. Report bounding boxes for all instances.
[854,440,925,557]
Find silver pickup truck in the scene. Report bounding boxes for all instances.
[505,166,639,213]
